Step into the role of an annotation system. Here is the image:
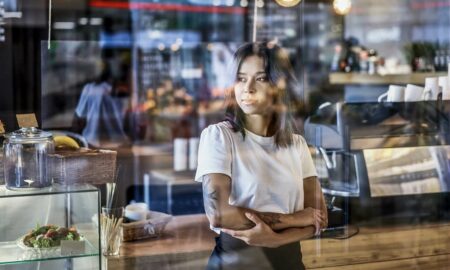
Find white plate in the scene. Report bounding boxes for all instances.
[16,235,84,253]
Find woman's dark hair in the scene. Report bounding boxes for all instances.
[225,41,300,147]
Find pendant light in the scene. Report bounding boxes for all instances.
[48,0,52,49]
[274,0,301,8]
[333,0,352,15]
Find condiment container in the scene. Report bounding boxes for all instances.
[3,127,54,190]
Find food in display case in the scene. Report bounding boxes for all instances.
[0,184,100,268]
[19,224,81,249]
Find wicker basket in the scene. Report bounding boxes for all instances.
[50,148,117,185]
[122,211,172,242]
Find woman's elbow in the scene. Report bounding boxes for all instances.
[205,211,223,228]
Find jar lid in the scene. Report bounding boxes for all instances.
[4,127,53,143]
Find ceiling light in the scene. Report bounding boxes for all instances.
[274,0,301,8]
[78,17,88,25]
[53,22,75,30]
[333,0,352,15]
[256,0,264,8]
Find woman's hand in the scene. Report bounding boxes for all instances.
[221,213,282,248]
[290,207,327,235]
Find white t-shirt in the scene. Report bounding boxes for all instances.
[195,121,317,216]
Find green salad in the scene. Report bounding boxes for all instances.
[23,224,81,248]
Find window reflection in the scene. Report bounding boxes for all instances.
[0,0,449,270]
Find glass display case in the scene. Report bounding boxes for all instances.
[0,184,101,269]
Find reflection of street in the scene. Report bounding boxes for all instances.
[139,77,225,142]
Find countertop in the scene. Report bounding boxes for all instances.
[105,214,450,270]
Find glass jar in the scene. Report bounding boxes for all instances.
[3,127,54,190]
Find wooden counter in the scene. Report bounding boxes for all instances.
[105,214,450,270]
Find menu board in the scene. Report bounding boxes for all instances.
[364,146,450,197]
[251,1,302,45]
[138,48,169,90]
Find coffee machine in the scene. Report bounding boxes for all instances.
[305,101,450,227]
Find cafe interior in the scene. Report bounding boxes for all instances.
[0,0,449,269]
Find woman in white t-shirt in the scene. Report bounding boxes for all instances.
[195,42,328,270]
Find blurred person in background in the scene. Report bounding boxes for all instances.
[72,59,130,148]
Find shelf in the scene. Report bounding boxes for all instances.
[329,72,447,85]
[0,238,98,265]
[0,184,97,198]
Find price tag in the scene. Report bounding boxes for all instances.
[60,240,86,256]
[0,120,4,133]
[16,113,38,128]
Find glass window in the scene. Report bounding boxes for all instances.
[0,0,449,269]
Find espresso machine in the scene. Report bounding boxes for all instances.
[305,101,450,227]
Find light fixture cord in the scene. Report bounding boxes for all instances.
[252,0,258,42]
[47,0,52,49]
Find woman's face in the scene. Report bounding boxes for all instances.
[234,55,275,116]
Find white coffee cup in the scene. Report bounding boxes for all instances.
[404,84,424,102]
[422,77,440,101]
[378,85,405,102]
[125,203,149,221]
[438,76,449,100]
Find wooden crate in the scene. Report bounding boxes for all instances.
[50,148,117,185]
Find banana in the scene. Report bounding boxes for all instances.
[54,135,80,150]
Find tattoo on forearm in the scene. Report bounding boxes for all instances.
[259,213,281,228]
[202,175,221,227]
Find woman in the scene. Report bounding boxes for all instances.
[195,42,328,270]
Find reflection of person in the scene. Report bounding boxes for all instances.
[73,61,129,148]
[195,42,328,270]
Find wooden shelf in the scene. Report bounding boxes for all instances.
[329,72,447,85]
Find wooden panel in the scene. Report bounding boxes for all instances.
[302,224,450,268]
[314,254,450,270]
[329,72,446,85]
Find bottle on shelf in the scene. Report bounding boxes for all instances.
[368,49,378,75]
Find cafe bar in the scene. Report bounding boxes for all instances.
[0,0,449,269]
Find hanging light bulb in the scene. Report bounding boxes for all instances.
[256,0,264,8]
[333,0,352,15]
[274,0,301,7]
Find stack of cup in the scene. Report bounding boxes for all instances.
[189,137,199,171]
[377,84,428,102]
[439,76,449,100]
[173,137,200,171]
[378,79,446,103]
[173,138,188,171]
